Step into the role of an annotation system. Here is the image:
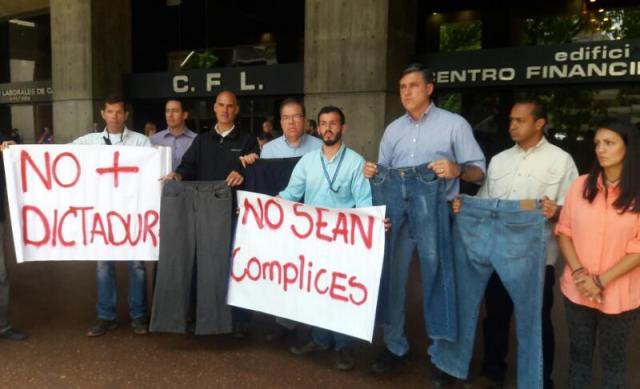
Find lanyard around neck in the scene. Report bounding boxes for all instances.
[320,147,346,193]
[103,131,124,145]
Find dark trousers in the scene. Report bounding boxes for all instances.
[482,266,555,388]
[150,181,233,335]
[564,298,639,389]
[0,222,10,331]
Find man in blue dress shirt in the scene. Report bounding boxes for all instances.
[364,64,486,388]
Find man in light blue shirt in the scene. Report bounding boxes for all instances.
[150,99,196,171]
[261,98,323,159]
[364,64,486,385]
[283,106,370,372]
[240,98,322,168]
[73,95,151,338]
[252,98,323,343]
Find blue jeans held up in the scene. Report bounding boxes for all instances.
[96,260,147,321]
[371,163,457,357]
[429,195,546,389]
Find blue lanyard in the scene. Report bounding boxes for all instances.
[320,147,347,193]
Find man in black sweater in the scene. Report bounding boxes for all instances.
[161,90,259,338]
[164,90,258,183]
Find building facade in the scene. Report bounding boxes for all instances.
[0,0,638,166]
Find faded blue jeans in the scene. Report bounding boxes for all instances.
[372,164,456,357]
[96,260,147,321]
[429,195,546,389]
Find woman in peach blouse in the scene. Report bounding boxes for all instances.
[556,119,640,389]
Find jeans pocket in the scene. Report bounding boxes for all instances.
[162,181,184,197]
[502,221,542,259]
[371,170,388,186]
[163,192,181,199]
[456,214,484,238]
[213,189,231,200]
[416,168,438,185]
[455,214,489,263]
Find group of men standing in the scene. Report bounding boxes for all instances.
[0,63,578,389]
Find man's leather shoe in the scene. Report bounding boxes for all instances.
[369,348,407,374]
[0,327,28,341]
[463,375,504,389]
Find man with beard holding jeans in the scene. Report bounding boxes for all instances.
[281,106,372,371]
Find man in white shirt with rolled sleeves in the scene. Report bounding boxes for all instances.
[73,95,152,338]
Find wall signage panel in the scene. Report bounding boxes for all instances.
[416,39,640,88]
[126,63,303,99]
[0,81,53,103]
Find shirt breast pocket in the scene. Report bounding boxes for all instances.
[333,175,355,200]
[530,168,563,197]
[487,166,514,198]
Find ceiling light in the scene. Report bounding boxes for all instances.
[9,19,35,27]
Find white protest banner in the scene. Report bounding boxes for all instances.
[3,145,170,262]
[227,191,386,342]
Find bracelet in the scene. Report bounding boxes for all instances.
[593,275,605,291]
[571,267,584,276]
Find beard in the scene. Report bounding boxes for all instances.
[322,130,342,146]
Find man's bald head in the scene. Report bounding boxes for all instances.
[213,90,240,130]
[216,90,237,105]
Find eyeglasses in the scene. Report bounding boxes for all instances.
[281,114,305,122]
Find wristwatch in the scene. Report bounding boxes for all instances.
[456,164,466,178]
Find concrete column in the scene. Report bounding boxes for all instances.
[304,0,416,161]
[50,0,131,143]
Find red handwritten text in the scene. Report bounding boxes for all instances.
[20,150,81,193]
[230,247,368,306]
[22,204,159,247]
[242,197,375,249]
[95,151,140,188]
